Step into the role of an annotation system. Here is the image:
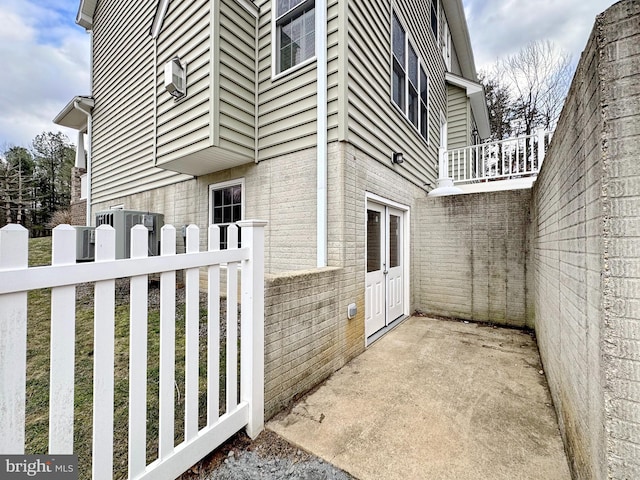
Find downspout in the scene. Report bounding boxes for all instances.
[316,0,328,267]
[74,101,93,226]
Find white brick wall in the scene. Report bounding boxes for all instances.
[531,2,640,478]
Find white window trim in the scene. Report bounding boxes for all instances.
[390,11,430,145]
[271,0,317,79]
[208,178,246,226]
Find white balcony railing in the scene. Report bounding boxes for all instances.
[430,130,552,196]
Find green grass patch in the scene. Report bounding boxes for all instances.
[24,237,236,479]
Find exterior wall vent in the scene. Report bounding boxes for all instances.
[164,57,186,99]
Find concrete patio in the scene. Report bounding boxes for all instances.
[268,316,571,480]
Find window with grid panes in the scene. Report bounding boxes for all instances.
[275,0,315,74]
[209,182,242,249]
[392,12,429,142]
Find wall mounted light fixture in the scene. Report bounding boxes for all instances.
[392,152,404,164]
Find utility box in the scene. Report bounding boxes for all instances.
[74,226,96,262]
[94,210,164,259]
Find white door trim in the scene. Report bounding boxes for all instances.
[364,193,410,344]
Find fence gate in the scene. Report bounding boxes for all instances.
[0,220,266,479]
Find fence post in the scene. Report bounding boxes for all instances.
[49,225,77,454]
[236,220,267,439]
[537,129,546,170]
[0,224,28,454]
[92,225,116,479]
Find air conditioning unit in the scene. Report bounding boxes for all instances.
[95,210,164,259]
[74,226,96,262]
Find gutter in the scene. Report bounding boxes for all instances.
[316,0,328,267]
[74,100,93,226]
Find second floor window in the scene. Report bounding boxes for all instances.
[275,0,315,74]
[392,13,429,143]
[431,0,438,39]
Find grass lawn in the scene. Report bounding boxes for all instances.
[25,236,232,479]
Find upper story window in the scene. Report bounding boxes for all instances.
[391,13,429,143]
[442,17,452,70]
[209,180,244,249]
[275,0,315,74]
[430,0,438,39]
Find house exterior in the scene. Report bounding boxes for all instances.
[55,0,488,346]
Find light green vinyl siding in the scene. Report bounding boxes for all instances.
[256,0,339,161]
[155,0,212,162]
[344,0,446,188]
[218,0,257,157]
[447,83,469,149]
[91,0,187,204]
[155,0,256,165]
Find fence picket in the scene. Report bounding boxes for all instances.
[207,226,221,425]
[0,224,28,454]
[185,225,199,441]
[226,225,239,413]
[159,225,176,460]
[128,225,149,478]
[92,225,116,479]
[49,225,77,454]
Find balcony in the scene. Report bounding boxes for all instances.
[429,130,552,196]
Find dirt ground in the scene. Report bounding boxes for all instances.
[181,429,355,480]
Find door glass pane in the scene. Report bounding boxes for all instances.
[389,215,400,268]
[367,209,381,273]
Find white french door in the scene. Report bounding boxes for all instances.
[365,199,406,339]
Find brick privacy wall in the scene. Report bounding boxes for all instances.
[264,267,364,418]
[530,1,640,478]
[415,190,531,327]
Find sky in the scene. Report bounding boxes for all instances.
[0,0,619,150]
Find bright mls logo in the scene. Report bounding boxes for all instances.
[1,456,77,479]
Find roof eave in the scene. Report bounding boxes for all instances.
[76,0,97,30]
[445,73,491,140]
[442,0,478,82]
[53,96,94,130]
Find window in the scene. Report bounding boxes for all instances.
[391,13,405,109]
[430,0,438,39]
[275,0,315,74]
[407,44,419,127]
[209,180,244,249]
[420,66,429,141]
[391,12,429,142]
[442,18,452,71]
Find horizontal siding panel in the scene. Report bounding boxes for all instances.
[92,171,181,204]
[156,71,210,119]
[219,60,254,93]
[157,1,209,58]
[221,0,255,39]
[157,134,211,158]
[218,0,257,159]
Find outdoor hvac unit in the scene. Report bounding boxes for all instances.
[74,226,96,262]
[94,210,164,259]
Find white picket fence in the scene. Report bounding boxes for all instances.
[0,220,266,479]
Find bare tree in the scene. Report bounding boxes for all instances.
[498,40,572,135]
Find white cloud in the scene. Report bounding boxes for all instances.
[463,0,616,73]
[0,0,90,149]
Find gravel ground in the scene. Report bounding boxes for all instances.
[182,430,355,480]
